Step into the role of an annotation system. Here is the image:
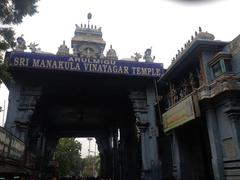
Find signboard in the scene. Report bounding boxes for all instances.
[163,95,197,132]
[5,51,164,78]
[0,126,25,161]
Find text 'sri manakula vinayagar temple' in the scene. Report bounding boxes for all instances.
[1,13,240,180]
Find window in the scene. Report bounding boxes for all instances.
[209,52,232,79]
[212,62,222,78]
[210,59,232,78]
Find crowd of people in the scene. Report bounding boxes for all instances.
[58,177,111,180]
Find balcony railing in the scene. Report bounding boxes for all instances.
[197,73,240,100]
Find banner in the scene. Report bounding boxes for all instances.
[163,95,197,132]
[6,51,164,78]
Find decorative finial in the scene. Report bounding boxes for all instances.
[191,36,194,40]
[199,27,202,32]
[172,57,176,63]
[87,13,92,27]
[195,31,198,36]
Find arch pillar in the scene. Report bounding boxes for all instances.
[129,84,161,180]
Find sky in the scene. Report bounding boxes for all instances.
[11,0,240,68]
[1,0,240,156]
[77,138,98,158]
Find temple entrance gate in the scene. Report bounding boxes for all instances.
[2,17,164,179]
[3,51,164,180]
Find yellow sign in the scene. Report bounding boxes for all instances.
[163,95,196,132]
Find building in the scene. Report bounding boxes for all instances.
[158,28,240,180]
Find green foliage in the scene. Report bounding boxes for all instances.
[0,62,13,84]
[0,0,39,25]
[0,28,15,84]
[0,0,39,84]
[54,138,82,177]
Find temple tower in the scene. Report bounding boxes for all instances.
[71,13,106,58]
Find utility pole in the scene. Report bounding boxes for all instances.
[0,106,2,126]
[0,100,5,127]
[2,100,5,126]
[87,137,92,157]
[94,141,96,156]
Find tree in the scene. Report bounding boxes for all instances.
[54,138,82,177]
[0,0,39,84]
[0,28,15,84]
[81,155,100,177]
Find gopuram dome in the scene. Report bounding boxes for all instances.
[106,45,118,60]
[195,27,215,40]
[57,41,69,56]
[71,13,106,58]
